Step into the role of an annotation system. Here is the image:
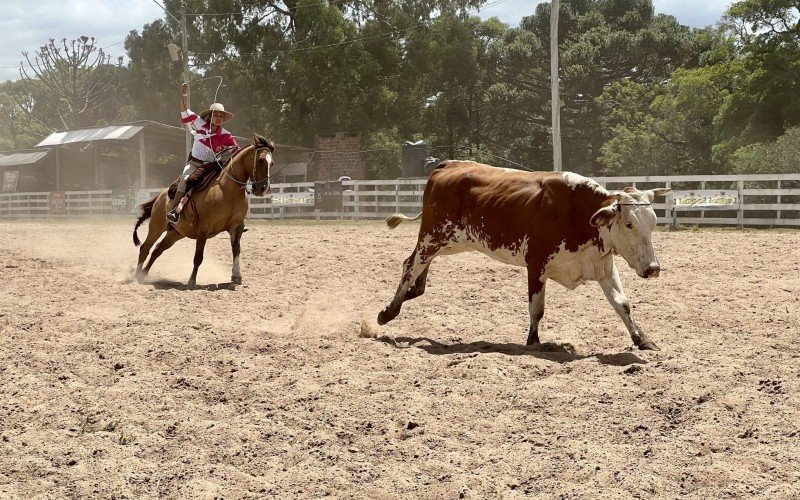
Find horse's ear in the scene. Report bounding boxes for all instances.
[254,134,275,153]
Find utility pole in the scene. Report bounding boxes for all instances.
[550,0,562,172]
[181,0,191,160]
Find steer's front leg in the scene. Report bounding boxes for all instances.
[526,266,547,346]
[598,263,659,351]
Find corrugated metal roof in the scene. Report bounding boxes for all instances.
[0,149,50,167]
[36,124,145,147]
[275,162,307,177]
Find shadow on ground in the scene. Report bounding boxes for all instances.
[377,336,647,365]
[145,280,239,291]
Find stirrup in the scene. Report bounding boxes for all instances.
[166,209,180,224]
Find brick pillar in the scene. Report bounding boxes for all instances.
[308,132,365,181]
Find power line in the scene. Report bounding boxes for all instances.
[151,0,180,23]
[103,40,126,49]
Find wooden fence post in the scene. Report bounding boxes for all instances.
[737,180,744,229]
[395,181,400,214]
[353,181,360,220]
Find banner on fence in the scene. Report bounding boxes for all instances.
[111,190,129,212]
[132,190,151,213]
[671,190,739,210]
[270,192,314,207]
[48,191,67,214]
[314,181,343,211]
[3,170,19,192]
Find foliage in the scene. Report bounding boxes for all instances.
[730,126,800,174]
[2,1,800,177]
[714,0,800,162]
[15,36,123,135]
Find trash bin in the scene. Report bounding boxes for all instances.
[401,140,429,178]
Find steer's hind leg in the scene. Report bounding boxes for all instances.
[526,266,547,346]
[404,265,430,301]
[599,264,659,351]
[378,245,440,325]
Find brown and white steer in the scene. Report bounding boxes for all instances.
[378,160,670,350]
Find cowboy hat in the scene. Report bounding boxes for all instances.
[199,102,235,123]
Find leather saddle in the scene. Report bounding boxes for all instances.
[168,158,228,200]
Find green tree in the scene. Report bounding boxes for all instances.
[15,36,123,132]
[730,126,800,174]
[0,81,46,149]
[715,0,800,162]
[124,20,185,126]
[483,0,698,174]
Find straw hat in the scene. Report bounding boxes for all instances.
[199,102,235,123]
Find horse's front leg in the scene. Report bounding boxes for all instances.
[229,224,245,284]
[188,234,208,289]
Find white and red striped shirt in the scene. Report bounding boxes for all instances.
[180,108,239,162]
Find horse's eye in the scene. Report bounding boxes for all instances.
[625,222,633,229]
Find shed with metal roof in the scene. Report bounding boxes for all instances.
[0,149,56,192]
[31,121,313,191]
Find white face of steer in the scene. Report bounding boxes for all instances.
[590,188,671,279]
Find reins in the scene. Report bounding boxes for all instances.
[217,144,273,189]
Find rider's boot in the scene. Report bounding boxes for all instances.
[166,190,185,224]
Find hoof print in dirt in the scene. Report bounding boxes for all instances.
[757,379,785,395]
[623,364,643,375]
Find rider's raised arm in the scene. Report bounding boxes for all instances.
[180,82,189,112]
[179,82,205,131]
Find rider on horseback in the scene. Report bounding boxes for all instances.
[167,82,239,224]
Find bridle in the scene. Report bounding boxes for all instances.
[219,144,273,190]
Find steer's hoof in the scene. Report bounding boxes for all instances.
[637,340,660,351]
[377,308,395,326]
[187,280,197,290]
[232,276,242,285]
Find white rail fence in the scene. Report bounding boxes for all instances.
[1,174,799,227]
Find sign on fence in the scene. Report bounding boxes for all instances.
[670,190,742,228]
[670,190,739,209]
[3,171,19,192]
[133,190,152,213]
[48,191,67,214]
[270,192,314,207]
[314,181,343,211]
[112,190,129,212]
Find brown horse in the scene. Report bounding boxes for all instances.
[132,134,275,287]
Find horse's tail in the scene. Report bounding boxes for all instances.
[386,212,422,229]
[132,195,158,246]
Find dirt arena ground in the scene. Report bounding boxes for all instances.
[0,217,798,498]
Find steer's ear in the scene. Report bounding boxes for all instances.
[644,188,671,202]
[591,197,620,228]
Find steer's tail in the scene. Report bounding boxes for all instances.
[386,212,422,229]
[132,196,157,246]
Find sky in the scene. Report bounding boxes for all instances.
[0,0,734,83]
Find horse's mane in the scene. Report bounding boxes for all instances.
[228,142,259,165]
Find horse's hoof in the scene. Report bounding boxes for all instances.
[187,280,197,290]
[637,340,660,351]
[232,276,242,285]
